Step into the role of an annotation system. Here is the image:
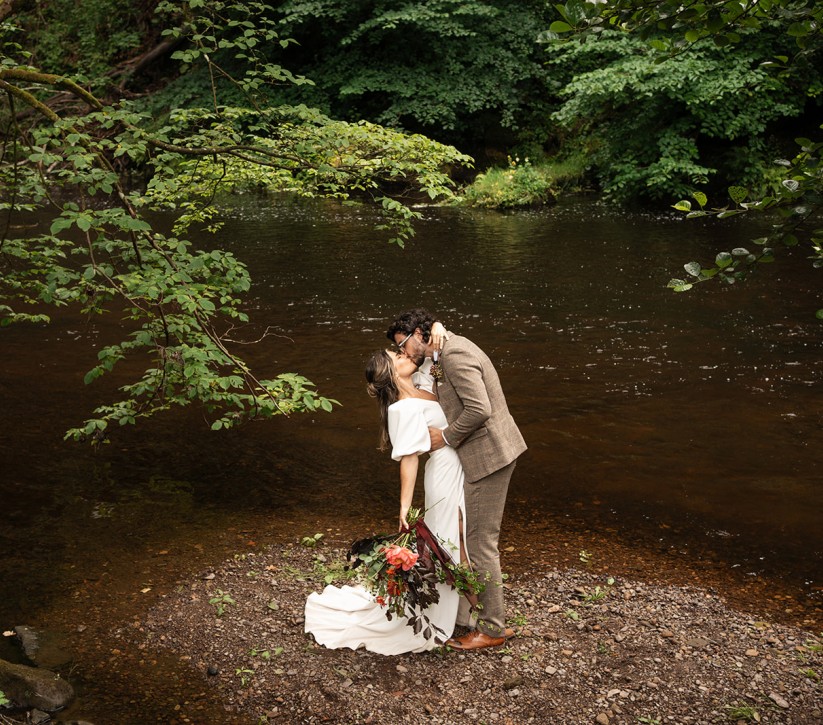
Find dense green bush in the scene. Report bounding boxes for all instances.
[268,0,556,150]
[546,28,812,202]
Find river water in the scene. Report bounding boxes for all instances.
[1,195,821,719]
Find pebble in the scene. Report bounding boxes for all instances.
[596,713,610,724]
[685,637,710,649]
[769,693,789,709]
[502,675,524,690]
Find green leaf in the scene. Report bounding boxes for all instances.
[549,21,573,33]
[692,192,707,208]
[715,252,732,269]
[684,261,702,277]
[673,200,691,212]
[667,279,693,292]
[728,186,748,204]
[50,218,72,235]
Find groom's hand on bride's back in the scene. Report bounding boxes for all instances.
[429,427,446,451]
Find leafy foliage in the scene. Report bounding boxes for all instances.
[269,0,556,148]
[668,135,823,300]
[544,0,823,58]
[547,0,822,313]
[463,156,556,208]
[12,0,145,84]
[546,28,810,202]
[0,2,471,443]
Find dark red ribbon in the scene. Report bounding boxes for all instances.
[404,519,479,609]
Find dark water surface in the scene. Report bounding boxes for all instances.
[1,196,821,720]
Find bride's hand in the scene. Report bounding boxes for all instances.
[399,506,410,532]
[430,321,447,352]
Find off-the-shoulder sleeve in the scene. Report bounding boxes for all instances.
[388,403,431,461]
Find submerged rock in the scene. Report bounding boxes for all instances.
[13,625,74,669]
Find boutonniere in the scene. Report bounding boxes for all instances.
[430,351,444,382]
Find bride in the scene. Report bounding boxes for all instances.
[304,341,468,655]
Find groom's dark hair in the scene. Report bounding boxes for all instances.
[386,308,437,343]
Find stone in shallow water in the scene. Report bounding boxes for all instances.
[0,658,74,711]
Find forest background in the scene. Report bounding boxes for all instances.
[1,0,821,439]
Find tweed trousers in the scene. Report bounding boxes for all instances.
[457,459,517,637]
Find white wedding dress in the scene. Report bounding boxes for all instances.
[304,378,466,655]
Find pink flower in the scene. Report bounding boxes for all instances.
[383,545,419,571]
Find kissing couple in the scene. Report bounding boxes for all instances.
[305,308,527,653]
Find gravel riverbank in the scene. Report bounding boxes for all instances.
[143,541,823,724]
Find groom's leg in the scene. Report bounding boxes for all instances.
[464,460,516,638]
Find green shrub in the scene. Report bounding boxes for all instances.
[463,157,556,208]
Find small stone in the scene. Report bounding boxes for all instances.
[503,675,524,690]
[596,713,610,724]
[745,649,758,657]
[395,664,408,673]
[769,693,789,709]
[561,649,574,657]
[207,665,219,676]
[660,630,674,638]
[545,666,557,675]
[685,637,711,649]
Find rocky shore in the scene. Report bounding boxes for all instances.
[139,540,822,724]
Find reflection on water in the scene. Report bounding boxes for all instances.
[1,196,821,629]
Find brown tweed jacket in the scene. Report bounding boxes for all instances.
[437,334,527,483]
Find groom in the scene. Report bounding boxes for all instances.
[387,309,527,650]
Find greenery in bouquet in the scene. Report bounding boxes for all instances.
[346,508,484,641]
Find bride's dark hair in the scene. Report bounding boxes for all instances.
[365,350,398,450]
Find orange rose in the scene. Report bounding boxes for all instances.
[384,544,419,571]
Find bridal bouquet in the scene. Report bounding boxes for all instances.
[347,508,484,641]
